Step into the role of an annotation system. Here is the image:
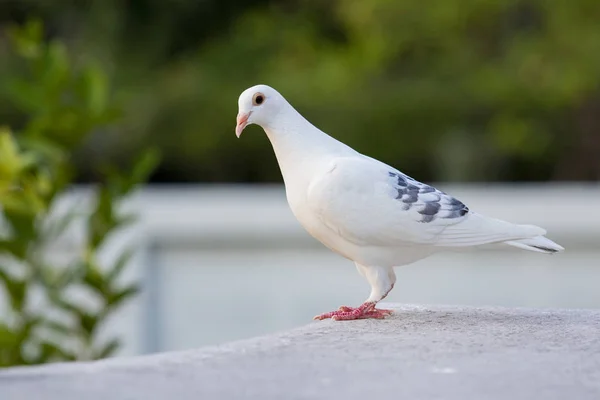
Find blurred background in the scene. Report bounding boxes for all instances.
[0,0,599,366]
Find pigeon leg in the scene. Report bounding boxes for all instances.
[313,265,396,321]
[313,302,391,321]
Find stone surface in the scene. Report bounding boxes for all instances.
[1,304,600,400]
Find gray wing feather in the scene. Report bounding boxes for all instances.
[388,171,469,224]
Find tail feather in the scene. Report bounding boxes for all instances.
[437,212,547,247]
[504,236,564,254]
[434,212,564,255]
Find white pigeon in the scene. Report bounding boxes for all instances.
[235,84,564,321]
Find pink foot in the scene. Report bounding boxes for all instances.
[313,302,393,321]
[338,306,394,317]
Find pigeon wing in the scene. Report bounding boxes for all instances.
[306,156,545,248]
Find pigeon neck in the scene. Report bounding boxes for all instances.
[262,107,354,180]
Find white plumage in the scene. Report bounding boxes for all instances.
[235,84,564,321]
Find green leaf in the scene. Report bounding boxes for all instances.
[50,296,100,338]
[0,322,20,367]
[79,312,99,338]
[94,338,120,359]
[129,148,161,188]
[0,269,28,311]
[4,212,36,245]
[3,78,43,113]
[15,316,42,345]
[83,264,107,294]
[106,285,139,308]
[0,267,11,291]
[43,40,70,89]
[0,239,28,260]
[42,209,81,243]
[79,64,109,116]
[0,129,26,180]
[18,136,67,165]
[107,247,135,283]
[115,212,138,229]
[38,341,77,362]
[7,18,43,59]
[93,106,123,125]
[89,187,117,249]
[1,190,43,216]
[41,319,73,337]
[0,322,18,348]
[47,263,84,290]
[50,296,87,316]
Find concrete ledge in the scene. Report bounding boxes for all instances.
[2,304,599,400]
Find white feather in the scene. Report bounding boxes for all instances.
[236,84,565,270]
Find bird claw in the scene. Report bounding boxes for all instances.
[313,302,393,321]
[338,305,393,316]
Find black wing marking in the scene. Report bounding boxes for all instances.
[388,171,469,223]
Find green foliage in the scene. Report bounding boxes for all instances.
[0,20,160,367]
[0,1,599,183]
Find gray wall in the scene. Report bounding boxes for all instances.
[2,184,599,357]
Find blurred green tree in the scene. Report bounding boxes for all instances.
[0,0,598,183]
[0,20,159,367]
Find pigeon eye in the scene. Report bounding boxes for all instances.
[252,93,265,106]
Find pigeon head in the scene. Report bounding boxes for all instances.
[235,84,287,138]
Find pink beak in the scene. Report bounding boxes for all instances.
[235,112,251,138]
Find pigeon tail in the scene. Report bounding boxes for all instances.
[504,236,565,254]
